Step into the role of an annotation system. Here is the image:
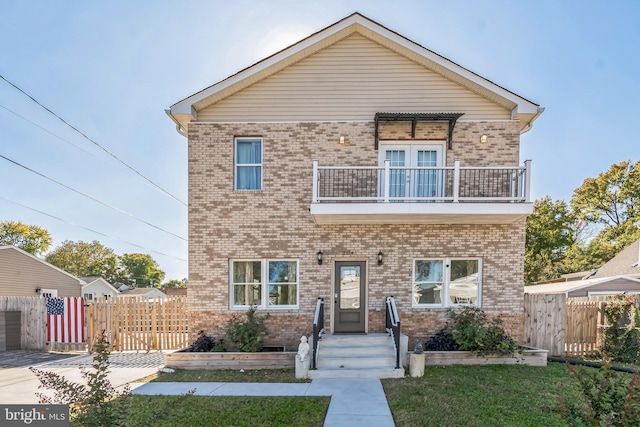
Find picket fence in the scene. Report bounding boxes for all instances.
[525,294,611,356]
[86,296,189,352]
[0,295,189,352]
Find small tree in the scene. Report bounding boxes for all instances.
[30,330,131,426]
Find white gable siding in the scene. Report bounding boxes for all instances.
[197,34,510,123]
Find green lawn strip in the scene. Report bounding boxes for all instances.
[152,368,309,383]
[120,395,329,427]
[382,363,583,427]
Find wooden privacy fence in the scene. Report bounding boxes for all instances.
[525,294,610,357]
[0,296,47,350]
[87,296,189,352]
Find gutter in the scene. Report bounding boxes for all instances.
[520,106,545,134]
[165,109,187,138]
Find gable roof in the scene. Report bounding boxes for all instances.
[593,238,640,279]
[168,12,542,135]
[119,287,166,296]
[80,277,120,294]
[0,245,85,284]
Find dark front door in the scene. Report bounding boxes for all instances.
[334,261,366,333]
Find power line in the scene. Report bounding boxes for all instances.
[0,195,187,262]
[0,153,186,241]
[0,73,187,206]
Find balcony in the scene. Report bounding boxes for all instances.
[310,160,532,225]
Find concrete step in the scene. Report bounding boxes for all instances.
[308,367,405,379]
[319,333,391,347]
[317,355,396,369]
[319,345,396,358]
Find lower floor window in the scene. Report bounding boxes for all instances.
[231,260,298,309]
[413,258,481,307]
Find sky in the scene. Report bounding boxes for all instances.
[1,0,639,281]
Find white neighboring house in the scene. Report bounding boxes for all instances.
[118,287,167,299]
[80,277,120,302]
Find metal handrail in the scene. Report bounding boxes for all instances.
[385,296,401,369]
[312,297,324,370]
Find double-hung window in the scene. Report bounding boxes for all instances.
[413,258,481,307]
[231,260,298,309]
[235,138,262,190]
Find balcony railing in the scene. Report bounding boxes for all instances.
[312,160,531,203]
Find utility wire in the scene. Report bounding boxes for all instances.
[0,153,186,241]
[0,195,187,262]
[0,73,187,206]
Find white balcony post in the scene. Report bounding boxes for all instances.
[453,160,460,203]
[384,159,390,203]
[524,160,532,202]
[312,160,319,203]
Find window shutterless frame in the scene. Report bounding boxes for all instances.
[412,258,482,308]
[234,137,263,190]
[229,259,299,309]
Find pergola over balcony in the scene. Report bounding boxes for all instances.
[310,160,533,225]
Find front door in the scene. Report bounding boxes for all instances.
[334,261,366,333]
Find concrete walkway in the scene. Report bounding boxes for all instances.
[133,378,395,427]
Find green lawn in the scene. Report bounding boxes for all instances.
[115,363,633,426]
[383,363,581,426]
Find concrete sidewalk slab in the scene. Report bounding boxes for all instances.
[132,378,395,427]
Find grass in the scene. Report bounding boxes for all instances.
[103,363,638,426]
[382,362,583,426]
[151,368,309,383]
[121,395,329,427]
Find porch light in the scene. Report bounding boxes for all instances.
[317,250,323,265]
[339,136,345,144]
[377,251,383,266]
[480,134,488,143]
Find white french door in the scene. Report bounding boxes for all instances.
[378,143,445,199]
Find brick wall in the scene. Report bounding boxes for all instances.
[187,120,526,347]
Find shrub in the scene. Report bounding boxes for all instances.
[30,330,131,426]
[445,306,519,355]
[559,360,640,426]
[424,327,459,351]
[602,295,640,364]
[189,331,225,352]
[226,306,270,352]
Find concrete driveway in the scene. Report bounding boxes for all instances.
[0,351,164,404]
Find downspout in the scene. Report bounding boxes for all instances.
[165,109,187,137]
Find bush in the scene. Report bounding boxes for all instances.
[445,306,519,355]
[602,295,640,364]
[226,306,270,352]
[559,360,640,426]
[425,328,459,351]
[189,331,225,352]
[30,330,131,426]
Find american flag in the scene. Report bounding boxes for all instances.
[46,297,85,343]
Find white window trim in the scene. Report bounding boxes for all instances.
[412,258,482,308]
[234,137,263,191]
[229,259,299,310]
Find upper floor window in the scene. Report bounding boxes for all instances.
[413,258,481,307]
[235,138,262,190]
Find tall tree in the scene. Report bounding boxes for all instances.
[45,240,118,281]
[0,221,52,256]
[117,253,165,287]
[568,159,640,267]
[525,197,576,285]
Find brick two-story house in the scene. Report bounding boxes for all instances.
[167,13,543,349]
